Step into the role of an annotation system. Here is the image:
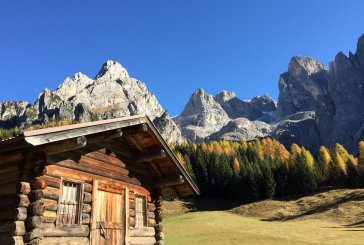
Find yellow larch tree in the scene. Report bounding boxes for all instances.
[233,157,241,174]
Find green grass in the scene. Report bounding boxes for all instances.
[164,211,364,245]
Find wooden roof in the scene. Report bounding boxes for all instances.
[0,115,200,198]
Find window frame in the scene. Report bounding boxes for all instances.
[56,178,84,227]
[134,194,148,228]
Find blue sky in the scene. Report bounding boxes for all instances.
[0,1,363,116]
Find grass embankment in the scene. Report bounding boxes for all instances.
[164,189,364,245]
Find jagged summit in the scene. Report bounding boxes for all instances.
[214,90,236,102]
[96,60,129,80]
[0,60,183,144]
[288,56,327,76]
[56,72,94,100]
[179,88,226,118]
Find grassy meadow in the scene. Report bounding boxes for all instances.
[164,211,364,245]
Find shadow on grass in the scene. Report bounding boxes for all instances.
[261,190,364,222]
[342,219,364,228]
[180,197,242,212]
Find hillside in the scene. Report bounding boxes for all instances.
[164,188,364,244]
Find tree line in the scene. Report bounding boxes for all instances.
[172,138,364,202]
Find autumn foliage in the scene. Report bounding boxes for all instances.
[174,139,364,201]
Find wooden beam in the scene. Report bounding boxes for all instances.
[36,136,87,155]
[125,187,130,245]
[85,128,123,144]
[97,142,134,160]
[134,150,166,163]
[0,151,23,165]
[90,180,98,245]
[123,124,148,136]
[155,175,184,188]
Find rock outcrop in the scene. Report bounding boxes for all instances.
[2,34,364,152]
[276,56,329,120]
[209,118,271,141]
[174,89,230,142]
[273,34,364,152]
[317,34,364,151]
[0,60,183,144]
[174,89,276,142]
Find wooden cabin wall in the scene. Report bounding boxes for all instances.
[19,149,163,245]
[0,159,31,245]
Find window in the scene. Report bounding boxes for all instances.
[135,196,147,228]
[57,180,83,226]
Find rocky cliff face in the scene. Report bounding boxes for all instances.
[174,89,276,143]
[0,60,183,144]
[318,34,364,151]
[2,34,364,152]
[274,34,364,152]
[174,34,364,153]
[276,56,329,120]
[173,89,230,142]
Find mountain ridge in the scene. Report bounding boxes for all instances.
[1,34,364,153]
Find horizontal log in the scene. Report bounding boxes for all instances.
[147,203,156,212]
[0,182,18,196]
[26,216,56,229]
[124,124,148,136]
[43,164,141,188]
[0,162,19,173]
[133,150,166,164]
[156,216,163,223]
[43,210,57,219]
[0,195,17,208]
[155,175,184,188]
[0,234,24,245]
[82,204,91,213]
[129,209,136,217]
[81,213,90,224]
[148,219,156,226]
[155,208,163,217]
[30,187,59,201]
[33,175,94,193]
[130,227,155,237]
[155,198,163,207]
[18,194,30,208]
[18,182,31,195]
[129,236,156,245]
[0,208,27,222]
[28,201,45,217]
[79,156,129,176]
[31,176,59,190]
[0,221,25,236]
[147,211,155,219]
[37,237,89,245]
[24,228,42,242]
[84,151,126,168]
[154,223,163,232]
[29,199,58,216]
[36,136,87,155]
[0,171,20,185]
[56,159,129,182]
[43,224,89,237]
[83,192,91,203]
[0,151,23,166]
[156,231,165,240]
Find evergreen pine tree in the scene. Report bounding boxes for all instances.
[346,158,360,188]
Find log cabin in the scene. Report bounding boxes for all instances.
[0,115,199,245]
